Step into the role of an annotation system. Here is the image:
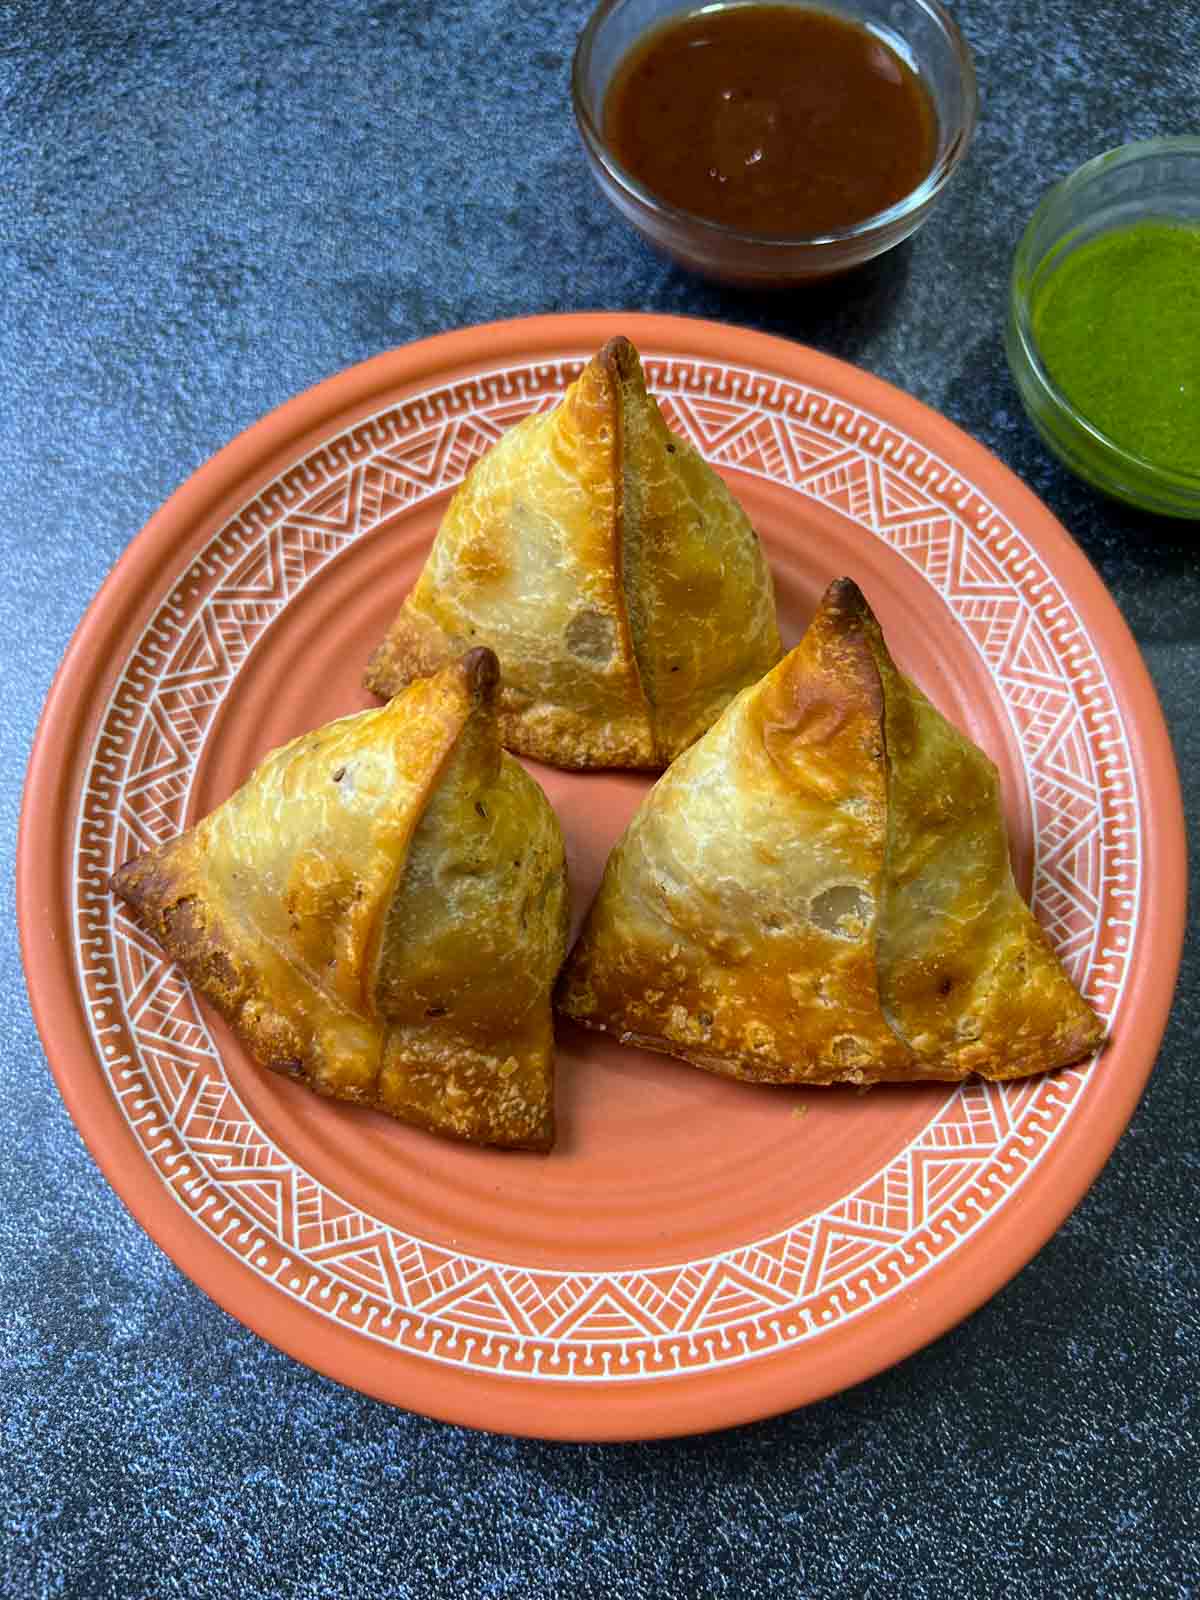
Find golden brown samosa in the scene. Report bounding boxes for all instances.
[557,580,1104,1086]
[112,649,569,1150]
[364,336,781,769]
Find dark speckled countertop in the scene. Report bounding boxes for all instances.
[2,1,1197,1595]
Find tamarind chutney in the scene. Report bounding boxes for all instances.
[603,4,938,237]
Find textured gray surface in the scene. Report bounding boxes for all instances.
[2,0,1197,1595]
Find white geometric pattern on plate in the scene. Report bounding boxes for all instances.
[75,355,1137,1382]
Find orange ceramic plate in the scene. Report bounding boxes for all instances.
[19,314,1185,1441]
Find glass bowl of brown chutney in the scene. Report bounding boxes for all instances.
[572,0,978,286]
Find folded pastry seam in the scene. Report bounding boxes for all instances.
[112,649,569,1150]
[365,336,782,769]
[556,577,1106,1087]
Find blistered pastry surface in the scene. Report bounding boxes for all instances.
[78,353,1135,1382]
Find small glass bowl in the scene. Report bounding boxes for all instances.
[571,0,978,287]
[1007,137,1200,519]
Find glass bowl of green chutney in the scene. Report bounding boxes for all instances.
[1007,136,1200,519]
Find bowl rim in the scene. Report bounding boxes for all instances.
[1009,135,1200,502]
[571,0,979,250]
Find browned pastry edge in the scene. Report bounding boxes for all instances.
[364,334,780,771]
[111,846,556,1151]
[110,651,558,1152]
[367,609,663,770]
[560,1012,1104,1088]
[554,577,1107,1088]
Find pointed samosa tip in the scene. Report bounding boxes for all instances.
[460,644,501,705]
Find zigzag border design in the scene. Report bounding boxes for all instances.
[73,354,1139,1384]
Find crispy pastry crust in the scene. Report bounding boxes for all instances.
[112,649,569,1150]
[556,580,1106,1086]
[364,337,781,769]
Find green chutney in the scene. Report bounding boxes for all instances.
[1031,219,1200,474]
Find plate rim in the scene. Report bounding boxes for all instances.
[18,311,1188,1440]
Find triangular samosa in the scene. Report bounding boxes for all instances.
[557,580,1104,1086]
[364,336,781,769]
[111,649,569,1149]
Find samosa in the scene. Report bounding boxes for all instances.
[112,649,569,1149]
[557,580,1104,1086]
[365,336,781,769]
